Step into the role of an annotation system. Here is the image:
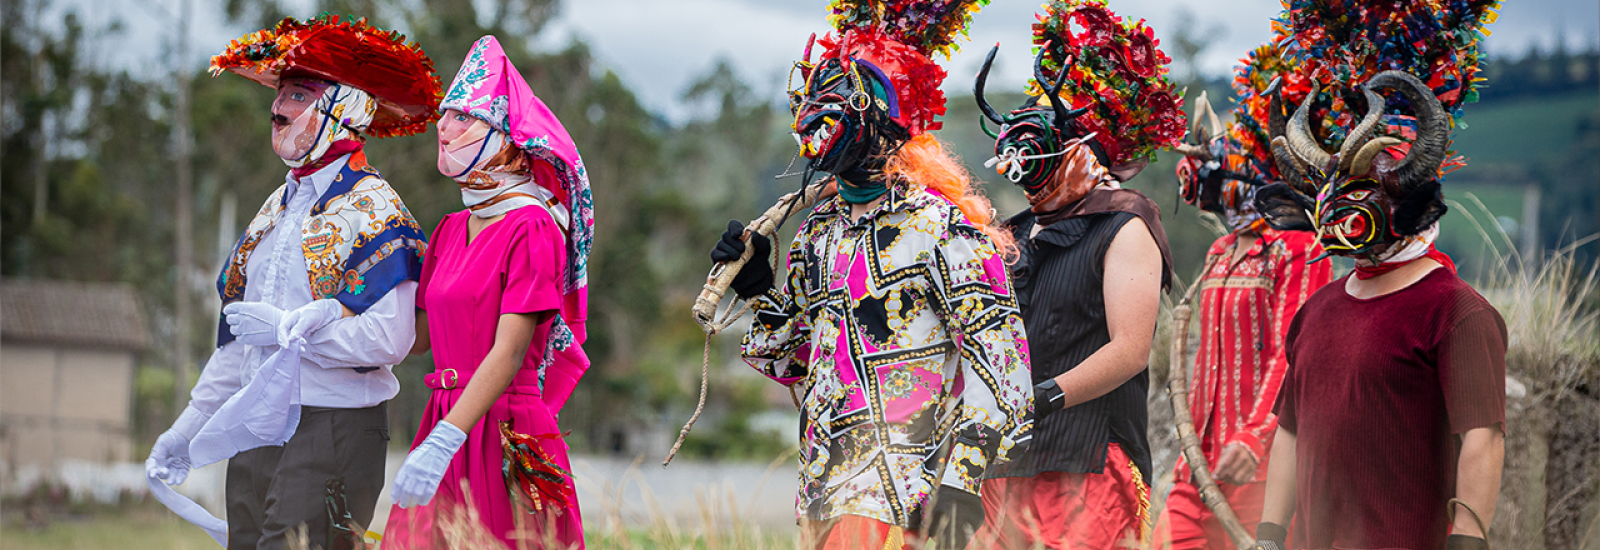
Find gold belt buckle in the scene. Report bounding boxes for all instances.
[440,368,459,390]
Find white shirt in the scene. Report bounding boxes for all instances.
[187,155,416,416]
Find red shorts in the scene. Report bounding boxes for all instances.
[801,515,919,550]
[975,443,1151,550]
[1153,477,1266,550]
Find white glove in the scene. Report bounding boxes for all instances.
[391,421,468,508]
[223,301,284,346]
[146,407,208,485]
[277,299,345,347]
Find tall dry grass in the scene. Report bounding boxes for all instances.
[1451,195,1599,550]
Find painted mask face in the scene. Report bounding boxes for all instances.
[270,78,332,161]
[436,108,498,178]
[973,46,1091,194]
[1260,71,1449,257]
[788,56,900,178]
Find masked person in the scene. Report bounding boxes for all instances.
[708,1,1032,548]
[1251,2,1503,549]
[144,15,436,550]
[967,0,1185,547]
[378,36,594,550]
[1154,46,1332,550]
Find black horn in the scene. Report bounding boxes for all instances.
[1033,42,1087,136]
[975,44,1005,126]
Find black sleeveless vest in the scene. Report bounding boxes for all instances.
[986,209,1153,480]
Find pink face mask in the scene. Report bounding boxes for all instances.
[436,109,504,179]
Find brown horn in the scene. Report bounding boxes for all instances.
[1271,136,1310,189]
[1173,142,1211,159]
[1336,86,1387,175]
[1201,93,1224,140]
[1266,82,1307,189]
[1349,136,1402,178]
[1365,70,1449,189]
[1285,82,1333,173]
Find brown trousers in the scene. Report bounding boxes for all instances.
[226,403,389,550]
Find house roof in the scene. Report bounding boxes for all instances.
[1,278,151,350]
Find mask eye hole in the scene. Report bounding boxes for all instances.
[1343,189,1372,201]
[290,92,306,102]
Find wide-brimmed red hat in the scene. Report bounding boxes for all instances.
[210,14,443,138]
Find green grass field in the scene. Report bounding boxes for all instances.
[1451,90,1600,167]
[2,509,800,550]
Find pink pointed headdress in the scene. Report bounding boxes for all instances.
[442,35,592,296]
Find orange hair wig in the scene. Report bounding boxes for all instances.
[885,134,1017,258]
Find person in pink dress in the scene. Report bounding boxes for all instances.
[381,35,594,550]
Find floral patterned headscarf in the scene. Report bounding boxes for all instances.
[441,35,593,296]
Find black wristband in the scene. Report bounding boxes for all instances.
[1256,522,1288,546]
[1446,535,1488,550]
[1034,379,1065,419]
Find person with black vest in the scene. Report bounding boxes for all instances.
[969,1,1182,547]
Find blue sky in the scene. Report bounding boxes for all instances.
[52,0,1600,122]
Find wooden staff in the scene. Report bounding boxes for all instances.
[691,181,837,334]
[666,181,837,466]
[1167,254,1254,550]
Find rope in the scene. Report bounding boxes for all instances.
[1448,498,1491,547]
[662,298,751,466]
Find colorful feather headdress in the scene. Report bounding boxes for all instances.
[1271,0,1499,150]
[1228,42,1303,184]
[1029,0,1185,166]
[210,14,444,139]
[805,0,991,135]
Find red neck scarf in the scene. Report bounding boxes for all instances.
[289,139,364,179]
[1352,245,1457,280]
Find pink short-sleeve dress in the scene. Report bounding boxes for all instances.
[383,205,584,549]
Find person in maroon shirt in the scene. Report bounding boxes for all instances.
[1249,65,1506,550]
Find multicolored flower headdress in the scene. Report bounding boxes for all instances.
[211,14,444,138]
[790,0,988,139]
[1253,0,1497,259]
[1028,0,1186,167]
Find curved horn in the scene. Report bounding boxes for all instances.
[1201,92,1224,140]
[1349,136,1402,178]
[1265,80,1306,188]
[1336,85,1387,175]
[1172,142,1211,159]
[974,44,1005,125]
[1366,70,1449,189]
[1266,78,1289,145]
[1285,81,1333,173]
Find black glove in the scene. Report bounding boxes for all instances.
[709,220,774,299]
[1446,535,1489,550]
[1254,522,1288,550]
[929,486,985,550]
[1034,378,1066,420]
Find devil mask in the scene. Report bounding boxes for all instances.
[974,45,1100,194]
[1255,70,1450,259]
[1173,93,1270,231]
[789,49,908,202]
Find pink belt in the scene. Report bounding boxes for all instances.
[423,368,541,395]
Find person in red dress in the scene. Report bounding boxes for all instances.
[1153,65,1332,550]
[1249,46,1504,550]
